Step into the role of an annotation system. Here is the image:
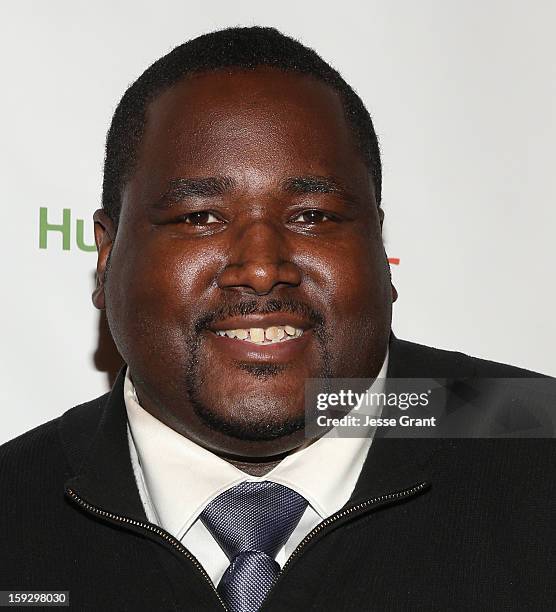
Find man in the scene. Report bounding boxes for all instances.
[0,27,553,611]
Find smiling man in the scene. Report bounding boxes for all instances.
[0,27,554,612]
[94,59,391,462]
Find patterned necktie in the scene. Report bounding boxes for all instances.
[200,481,308,612]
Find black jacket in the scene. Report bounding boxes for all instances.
[1,337,554,611]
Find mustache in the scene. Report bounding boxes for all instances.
[194,297,325,333]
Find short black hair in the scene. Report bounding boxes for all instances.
[102,26,382,223]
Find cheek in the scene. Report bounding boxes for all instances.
[296,236,390,365]
[105,233,220,356]
[299,236,389,317]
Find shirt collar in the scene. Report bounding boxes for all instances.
[125,351,388,540]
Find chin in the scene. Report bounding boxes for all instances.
[191,390,306,442]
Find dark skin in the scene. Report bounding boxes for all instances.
[93,67,395,475]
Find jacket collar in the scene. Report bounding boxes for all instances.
[62,370,148,521]
[348,334,469,504]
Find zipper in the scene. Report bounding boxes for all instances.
[66,481,428,611]
[268,481,430,597]
[65,487,228,611]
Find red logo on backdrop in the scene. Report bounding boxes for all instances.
[388,258,400,265]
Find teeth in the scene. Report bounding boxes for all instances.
[265,326,285,341]
[250,328,265,343]
[215,325,304,344]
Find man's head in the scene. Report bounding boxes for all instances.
[93,27,395,460]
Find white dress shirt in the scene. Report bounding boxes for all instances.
[125,352,388,585]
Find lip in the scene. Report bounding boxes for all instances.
[205,328,312,363]
[209,313,312,332]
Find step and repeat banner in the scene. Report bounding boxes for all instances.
[1,1,555,443]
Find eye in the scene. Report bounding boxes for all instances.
[291,210,333,224]
[180,211,222,225]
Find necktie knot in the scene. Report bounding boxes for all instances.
[201,480,308,559]
[200,481,308,611]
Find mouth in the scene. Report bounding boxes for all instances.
[206,313,313,362]
[214,324,303,345]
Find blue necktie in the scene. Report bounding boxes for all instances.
[200,481,308,612]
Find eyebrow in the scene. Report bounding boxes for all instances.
[282,175,343,194]
[154,176,236,208]
[153,174,359,208]
[282,175,361,208]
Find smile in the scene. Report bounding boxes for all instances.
[214,325,304,345]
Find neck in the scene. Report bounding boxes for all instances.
[226,456,284,476]
[223,436,316,475]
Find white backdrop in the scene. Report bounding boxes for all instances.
[1,0,555,444]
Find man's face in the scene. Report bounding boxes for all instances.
[94,68,393,459]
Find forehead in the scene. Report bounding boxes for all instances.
[135,68,366,181]
[146,67,347,138]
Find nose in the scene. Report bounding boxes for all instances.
[217,220,302,295]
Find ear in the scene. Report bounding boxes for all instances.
[391,282,398,303]
[387,256,398,304]
[378,206,397,303]
[92,209,115,310]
